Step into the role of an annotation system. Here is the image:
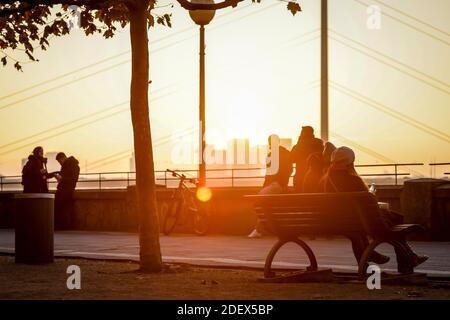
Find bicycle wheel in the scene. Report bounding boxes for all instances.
[193,207,209,236]
[162,198,182,235]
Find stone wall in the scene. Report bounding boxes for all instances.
[73,191,136,231]
[0,187,260,234]
[431,184,450,241]
[1,181,449,238]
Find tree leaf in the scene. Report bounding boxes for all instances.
[156,16,165,26]
[103,29,114,39]
[25,50,35,61]
[164,14,172,28]
[14,61,23,72]
[24,41,33,52]
[287,2,302,16]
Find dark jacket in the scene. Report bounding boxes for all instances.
[263,146,293,189]
[320,169,368,193]
[22,155,48,193]
[291,136,323,191]
[57,156,80,193]
[303,153,325,193]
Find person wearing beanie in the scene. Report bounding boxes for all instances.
[321,146,428,273]
[321,146,367,192]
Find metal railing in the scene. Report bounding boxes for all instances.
[355,163,424,185]
[0,162,439,191]
[429,162,450,179]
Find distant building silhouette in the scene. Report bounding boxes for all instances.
[228,138,250,165]
[204,144,226,165]
[253,144,268,167]
[164,136,293,170]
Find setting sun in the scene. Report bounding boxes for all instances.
[196,186,213,202]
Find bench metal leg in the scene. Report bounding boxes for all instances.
[264,238,318,278]
[358,239,416,276]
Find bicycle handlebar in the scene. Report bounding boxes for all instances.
[166,169,198,185]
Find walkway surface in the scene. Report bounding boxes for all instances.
[1,229,449,277]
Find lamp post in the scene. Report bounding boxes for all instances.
[320,0,329,142]
[189,0,216,187]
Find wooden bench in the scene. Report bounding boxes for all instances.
[246,192,425,280]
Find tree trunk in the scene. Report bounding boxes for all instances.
[128,2,162,272]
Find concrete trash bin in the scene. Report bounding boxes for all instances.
[14,193,54,264]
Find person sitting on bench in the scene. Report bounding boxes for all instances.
[321,146,428,272]
[248,135,293,238]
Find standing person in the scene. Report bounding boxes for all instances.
[291,126,324,192]
[54,152,80,230]
[248,135,293,238]
[21,146,49,193]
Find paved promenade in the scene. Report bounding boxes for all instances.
[0,229,449,277]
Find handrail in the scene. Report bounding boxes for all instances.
[0,162,439,191]
[429,163,450,178]
[355,163,424,167]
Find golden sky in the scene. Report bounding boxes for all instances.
[0,0,449,176]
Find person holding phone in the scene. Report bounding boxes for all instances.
[54,152,80,230]
[21,146,49,193]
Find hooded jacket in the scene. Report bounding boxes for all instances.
[263,146,293,189]
[291,134,324,191]
[320,167,369,193]
[57,156,80,193]
[22,155,48,193]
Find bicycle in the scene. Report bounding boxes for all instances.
[161,169,209,236]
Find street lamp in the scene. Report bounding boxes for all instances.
[189,0,216,187]
[320,0,329,142]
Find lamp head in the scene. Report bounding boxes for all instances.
[189,0,216,26]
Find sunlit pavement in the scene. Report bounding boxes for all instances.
[0,229,449,277]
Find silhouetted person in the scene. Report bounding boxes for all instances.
[291,126,323,192]
[21,146,49,193]
[262,135,293,191]
[248,135,293,238]
[321,146,428,272]
[322,141,336,172]
[54,152,80,230]
[302,153,324,193]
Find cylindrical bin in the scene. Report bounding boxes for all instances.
[14,193,54,264]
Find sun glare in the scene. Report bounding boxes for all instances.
[196,187,213,202]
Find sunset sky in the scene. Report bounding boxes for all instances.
[0,0,449,177]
